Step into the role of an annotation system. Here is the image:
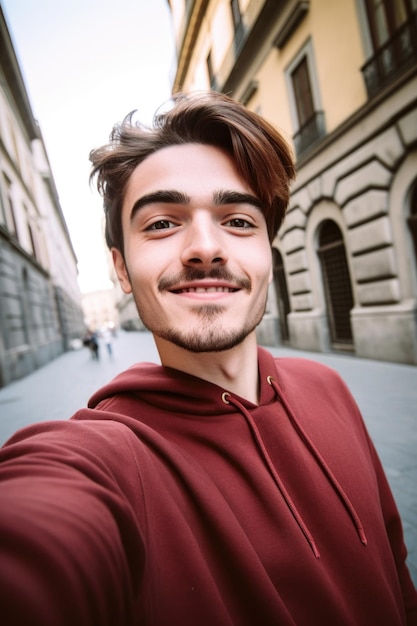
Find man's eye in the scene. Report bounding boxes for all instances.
[147,220,176,230]
[226,218,252,228]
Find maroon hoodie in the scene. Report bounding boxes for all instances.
[0,348,416,625]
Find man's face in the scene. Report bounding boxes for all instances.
[112,143,273,354]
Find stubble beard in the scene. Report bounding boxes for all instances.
[134,297,267,353]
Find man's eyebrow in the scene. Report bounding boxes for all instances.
[213,190,263,210]
[130,190,190,221]
[129,189,263,222]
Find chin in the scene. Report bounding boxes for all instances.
[154,325,257,353]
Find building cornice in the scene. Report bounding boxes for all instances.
[172,0,210,92]
[0,8,39,141]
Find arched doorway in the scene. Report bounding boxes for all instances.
[272,248,291,343]
[407,182,417,268]
[317,220,354,350]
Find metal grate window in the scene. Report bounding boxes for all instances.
[318,221,354,348]
[407,183,417,266]
[273,248,291,343]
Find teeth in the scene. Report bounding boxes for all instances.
[177,287,235,293]
[196,287,227,293]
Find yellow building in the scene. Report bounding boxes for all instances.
[168,0,417,364]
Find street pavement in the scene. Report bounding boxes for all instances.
[0,329,416,585]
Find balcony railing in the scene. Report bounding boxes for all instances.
[293,110,326,158]
[361,11,417,98]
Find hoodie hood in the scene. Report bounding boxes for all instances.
[89,347,276,416]
[89,360,245,416]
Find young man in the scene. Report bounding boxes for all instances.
[1,92,416,625]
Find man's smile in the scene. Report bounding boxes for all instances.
[170,281,241,295]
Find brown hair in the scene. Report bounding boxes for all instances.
[89,91,295,254]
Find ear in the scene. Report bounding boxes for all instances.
[112,248,132,294]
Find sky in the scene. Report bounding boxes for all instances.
[1,0,175,292]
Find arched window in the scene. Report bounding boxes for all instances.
[317,220,354,349]
[272,248,291,343]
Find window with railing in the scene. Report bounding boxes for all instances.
[361,0,417,97]
[286,40,326,158]
[292,111,326,157]
[206,51,218,90]
[230,0,244,51]
[1,173,18,236]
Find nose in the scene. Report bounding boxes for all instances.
[181,211,227,268]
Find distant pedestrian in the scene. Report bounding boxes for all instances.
[89,332,99,359]
[101,326,113,356]
[83,329,99,360]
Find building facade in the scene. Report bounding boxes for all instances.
[0,8,85,387]
[167,0,417,364]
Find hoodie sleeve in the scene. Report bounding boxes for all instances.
[324,366,417,624]
[316,362,417,624]
[0,417,145,626]
[274,356,417,624]
[365,432,417,625]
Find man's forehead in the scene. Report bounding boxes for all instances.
[123,143,257,209]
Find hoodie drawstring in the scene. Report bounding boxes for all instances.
[267,376,368,547]
[223,390,321,558]
[222,376,368,558]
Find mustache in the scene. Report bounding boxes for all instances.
[158,267,251,291]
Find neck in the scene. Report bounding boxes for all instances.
[155,333,260,404]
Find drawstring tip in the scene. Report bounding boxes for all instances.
[358,526,368,545]
[311,542,320,559]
